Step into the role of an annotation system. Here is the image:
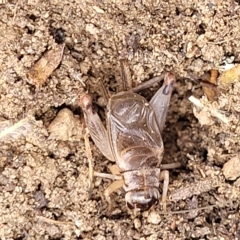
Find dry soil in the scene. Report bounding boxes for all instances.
[1,0,240,239]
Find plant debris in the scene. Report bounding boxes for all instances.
[27,44,65,87]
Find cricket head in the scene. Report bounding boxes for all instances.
[125,187,160,211]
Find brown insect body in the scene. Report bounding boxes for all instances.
[107,92,163,210]
[81,72,176,212]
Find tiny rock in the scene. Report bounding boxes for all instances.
[48,108,77,141]
[93,5,105,13]
[134,218,141,229]
[86,23,99,36]
[222,156,240,180]
[147,210,161,225]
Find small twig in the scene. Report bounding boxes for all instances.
[188,96,204,110]
[36,216,75,226]
[207,36,238,45]
[158,205,217,215]
[188,95,229,124]
[211,108,229,124]
[170,177,222,202]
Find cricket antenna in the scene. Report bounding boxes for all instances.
[86,51,109,104]
[113,37,132,91]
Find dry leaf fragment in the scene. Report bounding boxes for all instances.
[222,156,240,180]
[201,82,219,102]
[208,69,218,85]
[27,44,65,87]
[201,69,219,102]
[0,116,36,142]
[48,108,77,141]
[218,64,240,86]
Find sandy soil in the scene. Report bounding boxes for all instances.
[1,0,240,239]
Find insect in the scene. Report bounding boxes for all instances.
[80,59,179,212]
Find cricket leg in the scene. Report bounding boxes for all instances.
[104,180,124,212]
[83,127,94,199]
[132,73,175,132]
[93,164,122,180]
[132,74,165,92]
[104,165,123,212]
[80,94,114,161]
[161,162,181,170]
[159,170,170,211]
[150,73,175,132]
[93,164,123,211]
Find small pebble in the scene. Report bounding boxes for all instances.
[147,211,161,225]
[222,156,240,180]
[134,218,141,229]
[48,108,77,141]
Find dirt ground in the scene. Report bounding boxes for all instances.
[1,0,240,239]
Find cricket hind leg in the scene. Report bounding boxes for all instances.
[80,93,114,162]
[105,165,123,212]
[132,74,165,92]
[132,72,175,133]
[149,73,175,132]
[94,164,122,181]
[104,179,124,212]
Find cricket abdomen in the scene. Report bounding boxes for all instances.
[107,91,164,171]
